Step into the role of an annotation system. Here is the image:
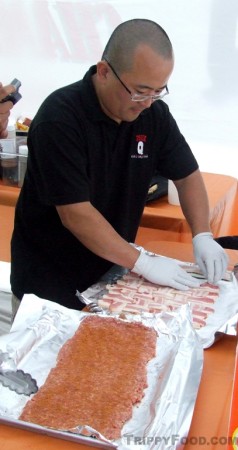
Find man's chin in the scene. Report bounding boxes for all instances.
[124,108,145,121]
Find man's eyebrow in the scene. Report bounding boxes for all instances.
[135,83,167,90]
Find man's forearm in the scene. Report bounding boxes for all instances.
[56,201,140,269]
[175,170,211,237]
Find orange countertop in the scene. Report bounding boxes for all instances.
[184,334,237,450]
[0,424,96,450]
[227,341,238,450]
[140,172,238,243]
[0,241,237,450]
[0,182,20,207]
[0,203,15,261]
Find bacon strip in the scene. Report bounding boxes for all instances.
[99,272,219,329]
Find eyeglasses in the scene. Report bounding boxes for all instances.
[104,58,169,102]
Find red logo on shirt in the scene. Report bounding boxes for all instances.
[136,135,147,142]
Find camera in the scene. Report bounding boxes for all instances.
[0,78,22,105]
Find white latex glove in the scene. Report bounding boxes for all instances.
[192,232,229,284]
[132,252,200,291]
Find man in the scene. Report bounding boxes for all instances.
[11,19,228,312]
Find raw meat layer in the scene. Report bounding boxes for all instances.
[19,315,157,440]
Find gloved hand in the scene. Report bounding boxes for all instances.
[132,252,200,291]
[192,232,229,284]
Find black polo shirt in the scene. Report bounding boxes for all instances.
[11,66,198,309]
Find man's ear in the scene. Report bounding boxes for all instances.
[96,61,109,83]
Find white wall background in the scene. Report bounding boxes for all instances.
[1,0,238,178]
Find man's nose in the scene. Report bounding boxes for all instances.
[140,97,154,108]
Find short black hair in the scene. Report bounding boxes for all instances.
[102,19,173,74]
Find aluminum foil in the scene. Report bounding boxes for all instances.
[196,274,238,347]
[0,295,203,450]
[84,258,238,349]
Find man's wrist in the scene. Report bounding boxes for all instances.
[193,231,213,240]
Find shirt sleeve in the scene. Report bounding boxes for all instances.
[28,120,90,206]
[153,102,199,180]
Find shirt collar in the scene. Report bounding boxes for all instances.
[82,66,112,123]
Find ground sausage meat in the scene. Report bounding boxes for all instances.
[19,315,157,440]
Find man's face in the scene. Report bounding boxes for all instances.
[96,44,174,124]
